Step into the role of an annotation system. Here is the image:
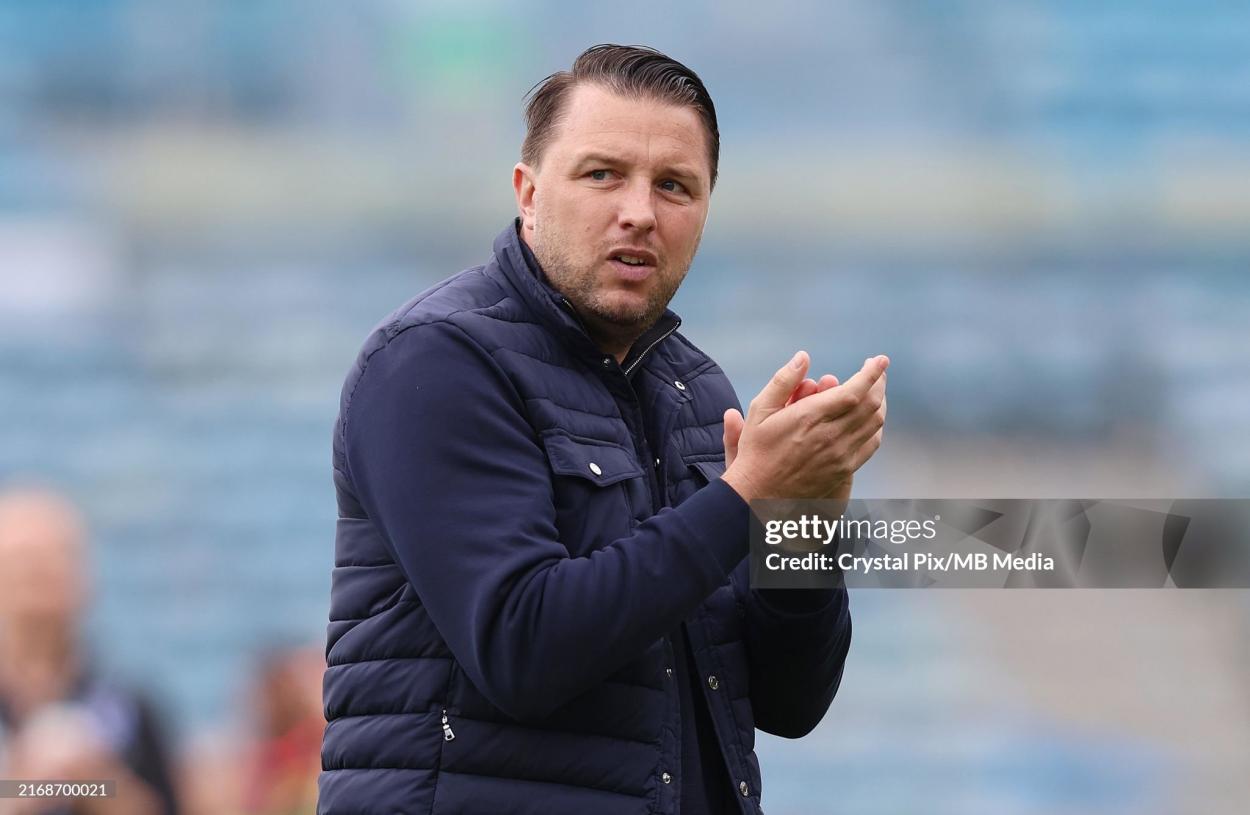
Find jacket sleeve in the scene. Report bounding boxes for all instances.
[341,319,750,720]
[737,573,852,738]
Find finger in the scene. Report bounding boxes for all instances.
[816,374,838,391]
[747,350,810,423]
[848,399,886,451]
[803,355,888,420]
[786,378,819,406]
[836,356,888,403]
[855,370,887,421]
[830,383,886,458]
[722,408,744,468]
[847,427,884,472]
[820,385,886,458]
[785,379,815,406]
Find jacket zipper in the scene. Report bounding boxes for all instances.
[623,321,681,377]
[559,296,680,377]
[441,709,456,741]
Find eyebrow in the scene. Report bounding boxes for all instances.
[571,152,704,185]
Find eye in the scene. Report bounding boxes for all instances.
[659,179,688,194]
[588,169,611,181]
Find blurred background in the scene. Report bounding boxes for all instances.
[1,1,1248,813]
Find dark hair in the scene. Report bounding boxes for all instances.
[521,44,720,189]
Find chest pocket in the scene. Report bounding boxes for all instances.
[541,430,645,556]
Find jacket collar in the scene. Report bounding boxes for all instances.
[491,219,681,378]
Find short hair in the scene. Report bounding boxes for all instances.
[521,44,720,189]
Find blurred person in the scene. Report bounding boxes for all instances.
[240,646,323,815]
[0,487,179,815]
[322,45,888,814]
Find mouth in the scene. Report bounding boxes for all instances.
[606,248,658,282]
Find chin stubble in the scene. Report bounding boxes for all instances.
[533,230,692,333]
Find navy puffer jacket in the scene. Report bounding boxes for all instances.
[320,222,851,814]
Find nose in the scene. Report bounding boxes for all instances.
[617,179,656,233]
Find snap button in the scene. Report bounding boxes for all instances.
[588,462,602,476]
[673,380,687,391]
[602,356,612,366]
[739,780,749,797]
[665,667,673,679]
[654,458,661,469]
[707,675,719,691]
[661,772,673,785]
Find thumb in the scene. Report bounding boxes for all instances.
[723,408,744,468]
[748,350,810,423]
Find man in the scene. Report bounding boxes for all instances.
[320,45,888,814]
[0,487,180,815]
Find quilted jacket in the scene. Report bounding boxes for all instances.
[320,220,852,814]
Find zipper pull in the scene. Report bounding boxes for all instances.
[441,709,456,741]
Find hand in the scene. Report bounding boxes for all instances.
[721,351,888,502]
[723,372,840,469]
[1,711,165,815]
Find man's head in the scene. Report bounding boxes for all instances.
[0,487,90,631]
[513,45,719,358]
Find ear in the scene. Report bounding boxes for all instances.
[512,162,538,233]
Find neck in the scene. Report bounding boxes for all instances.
[580,316,637,364]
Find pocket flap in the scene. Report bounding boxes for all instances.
[686,457,726,484]
[541,432,643,487]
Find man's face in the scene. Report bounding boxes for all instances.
[0,493,87,627]
[514,83,712,352]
